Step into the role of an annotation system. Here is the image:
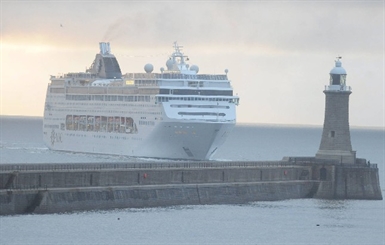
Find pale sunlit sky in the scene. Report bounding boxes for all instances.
[1,1,384,127]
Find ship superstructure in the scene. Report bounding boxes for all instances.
[43,42,239,160]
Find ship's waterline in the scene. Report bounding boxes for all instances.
[43,120,235,160]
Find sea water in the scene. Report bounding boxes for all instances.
[0,116,384,244]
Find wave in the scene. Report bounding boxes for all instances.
[2,146,48,151]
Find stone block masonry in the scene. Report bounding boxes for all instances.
[0,160,382,215]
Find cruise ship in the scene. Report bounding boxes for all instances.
[43,42,239,160]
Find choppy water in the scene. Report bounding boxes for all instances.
[0,116,384,244]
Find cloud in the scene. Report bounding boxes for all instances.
[2,1,382,55]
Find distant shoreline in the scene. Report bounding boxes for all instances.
[0,115,43,120]
[0,115,383,131]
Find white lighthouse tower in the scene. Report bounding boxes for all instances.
[315,58,356,164]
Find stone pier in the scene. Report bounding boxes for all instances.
[0,159,382,215]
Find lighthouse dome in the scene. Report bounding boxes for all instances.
[330,59,347,75]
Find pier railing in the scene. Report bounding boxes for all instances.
[0,160,377,173]
[0,161,309,172]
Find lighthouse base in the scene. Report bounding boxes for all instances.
[316,150,356,164]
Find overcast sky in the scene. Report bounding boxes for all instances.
[1,1,384,127]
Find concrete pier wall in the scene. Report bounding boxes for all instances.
[0,165,310,190]
[333,165,382,199]
[0,181,315,215]
[0,160,382,215]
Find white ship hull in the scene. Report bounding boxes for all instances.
[43,119,234,160]
[43,95,236,160]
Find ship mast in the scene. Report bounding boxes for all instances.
[166,42,190,72]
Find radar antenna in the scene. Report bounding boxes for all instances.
[168,41,189,71]
[173,41,183,54]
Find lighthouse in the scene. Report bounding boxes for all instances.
[315,58,356,164]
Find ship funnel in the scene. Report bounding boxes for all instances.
[88,42,122,79]
[99,42,111,55]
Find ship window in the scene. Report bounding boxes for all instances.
[114,117,120,132]
[79,115,87,131]
[96,95,104,101]
[101,117,107,132]
[66,115,73,130]
[119,117,126,133]
[73,116,79,130]
[107,117,114,132]
[125,96,133,102]
[87,116,94,131]
[95,116,101,131]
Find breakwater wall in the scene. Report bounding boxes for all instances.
[0,160,382,215]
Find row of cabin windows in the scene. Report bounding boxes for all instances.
[125,73,227,80]
[170,105,230,109]
[156,97,239,104]
[155,73,226,80]
[178,112,226,117]
[65,115,138,134]
[159,89,232,96]
[134,80,220,87]
[66,95,151,102]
